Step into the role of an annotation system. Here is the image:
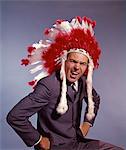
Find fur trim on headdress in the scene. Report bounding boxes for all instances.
[56,58,68,114]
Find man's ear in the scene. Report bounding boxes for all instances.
[84,68,88,75]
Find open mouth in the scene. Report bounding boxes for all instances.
[70,71,79,79]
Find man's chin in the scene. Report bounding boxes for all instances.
[67,77,78,83]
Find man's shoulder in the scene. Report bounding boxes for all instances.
[38,71,60,86]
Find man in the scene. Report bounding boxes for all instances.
[7,16,123,149]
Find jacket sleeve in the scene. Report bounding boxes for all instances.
[6,79,50,147]
[83,87,100,126]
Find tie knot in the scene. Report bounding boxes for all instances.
[71,82,78,92]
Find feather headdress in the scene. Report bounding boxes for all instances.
[21,16,101,120]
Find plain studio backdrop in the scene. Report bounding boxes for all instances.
[1,0,126,149]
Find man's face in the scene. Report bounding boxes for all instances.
[65,52,88,83]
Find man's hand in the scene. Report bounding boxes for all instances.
[79,122,91,137]
[35,137,51,150]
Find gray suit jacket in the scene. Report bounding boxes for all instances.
[7,71,100,147]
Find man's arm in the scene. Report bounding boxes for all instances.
[6,79,50,147]
[83,88,100,127]
[79,88,100,137]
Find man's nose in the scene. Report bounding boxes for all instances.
[74,62,80,69]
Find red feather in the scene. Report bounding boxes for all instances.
[21,59,29,66]
[28,80,37,86]
[44,28,50,35]
[42,28,101,74]
[27,46,36,54]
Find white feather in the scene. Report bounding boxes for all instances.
[31,61,41,65]
[89,24,94,36]
[71,18,81,29]
[54,21,72,33]
[29,65,43,74]
[34,71,49,81]
[59,21,72,32]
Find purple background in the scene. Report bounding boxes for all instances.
[1,1,126,149]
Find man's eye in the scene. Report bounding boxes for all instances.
[72,60,77,63]
[80,62,88,66]
[69,60,76,63]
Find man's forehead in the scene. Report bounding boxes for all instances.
[67,52,88,60]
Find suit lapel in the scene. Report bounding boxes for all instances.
[67,84,75,102]
[79,76,87,100]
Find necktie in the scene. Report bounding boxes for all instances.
[71,82,78,92]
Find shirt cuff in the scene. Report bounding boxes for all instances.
[34,135,42,146]
[84,121,92,127]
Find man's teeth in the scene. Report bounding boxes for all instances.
[72,72,78,75]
